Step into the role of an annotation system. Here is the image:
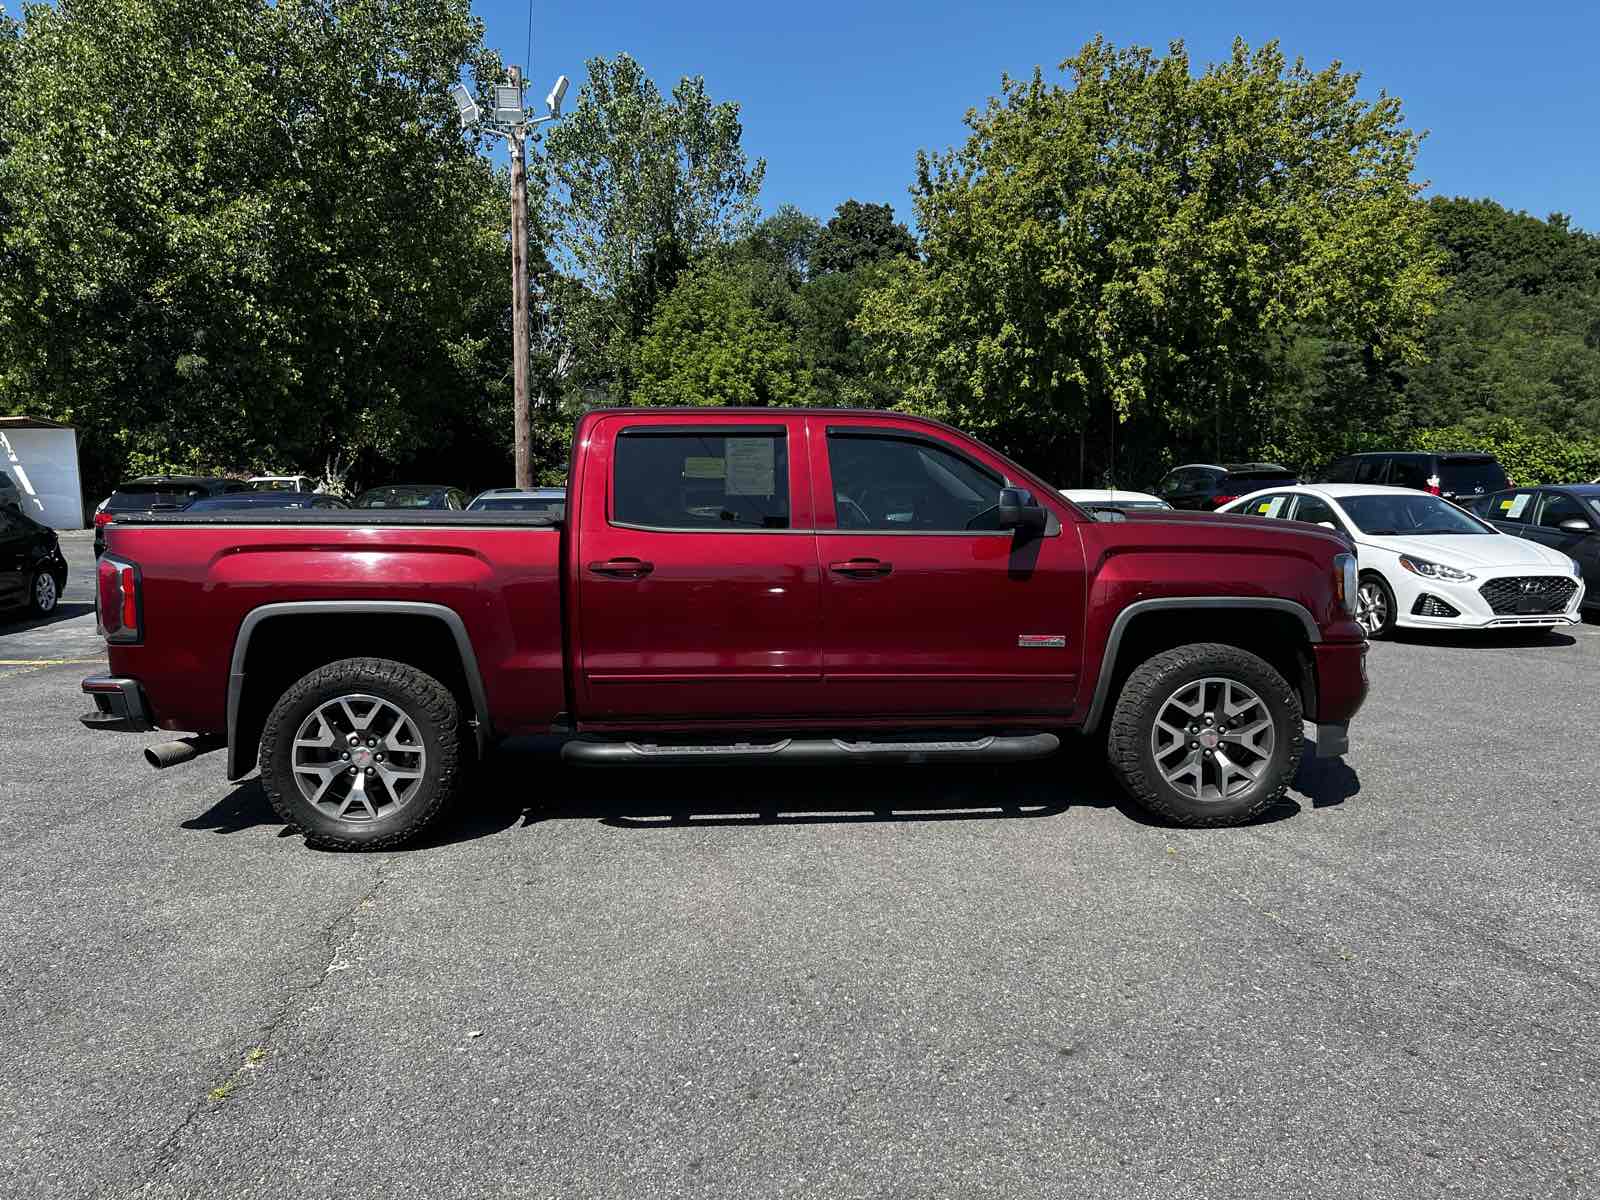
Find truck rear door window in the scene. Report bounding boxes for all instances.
[613,430,790,530]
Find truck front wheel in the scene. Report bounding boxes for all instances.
[259,657,463,851]
[1106,643,1303,827]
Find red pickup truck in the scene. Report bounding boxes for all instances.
[82,409,1367,849]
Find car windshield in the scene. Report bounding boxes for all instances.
[1338,494,1494,536]
[469,497,564,514]
[357,487,443,508]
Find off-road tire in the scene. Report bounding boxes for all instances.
[1106,642,1303,828]
[259,657,462,851]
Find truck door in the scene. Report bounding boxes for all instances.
[808,417,1086,719]
[574,415,823,722]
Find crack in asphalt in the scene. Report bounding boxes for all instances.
[147,858,392,1176]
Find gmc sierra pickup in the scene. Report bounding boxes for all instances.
[82,409,1367,849]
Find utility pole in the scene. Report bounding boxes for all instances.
[508,66,532,489]
[450,69,568,490]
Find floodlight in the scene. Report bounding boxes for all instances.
[545,75,570,117]
[449,83,479,129]
[494,82,525,124]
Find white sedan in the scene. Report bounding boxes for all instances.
[1059,488,1171,513]
[1218,484,1586,637]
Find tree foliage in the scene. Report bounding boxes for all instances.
[856,36,1445,484]
[809,200,916,276]
[0,0,513,494]
[540,53,765,401]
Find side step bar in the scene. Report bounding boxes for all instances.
[561,733,1060,767]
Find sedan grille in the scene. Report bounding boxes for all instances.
[1478,575,1578,615]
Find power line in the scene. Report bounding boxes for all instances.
[524,0,534,77]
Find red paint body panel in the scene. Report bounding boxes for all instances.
[97,408,1366,753]
[104,523,564,735]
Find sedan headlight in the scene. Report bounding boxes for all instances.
[1398,554,1475,582]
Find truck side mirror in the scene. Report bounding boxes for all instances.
[997,487,1046,531]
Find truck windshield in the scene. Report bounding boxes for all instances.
[1339,494,1494,536]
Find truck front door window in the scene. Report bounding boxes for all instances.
[826,434,1000,532]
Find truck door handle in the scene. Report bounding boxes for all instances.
[588,557,654,579]
[829,557,893,578]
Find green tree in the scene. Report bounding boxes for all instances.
[0,0,512,494]
[541,53,766,401]
[856,37,1445,484]
[810,199,917,276]
[633,262,808,407]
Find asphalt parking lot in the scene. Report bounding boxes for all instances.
[2,530,1598,1199]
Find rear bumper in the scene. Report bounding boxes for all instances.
[80,675,155,733]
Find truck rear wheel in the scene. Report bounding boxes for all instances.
[1106,643,1303,827]
[259,657,463,851]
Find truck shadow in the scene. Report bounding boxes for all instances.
[182,736,1355,848]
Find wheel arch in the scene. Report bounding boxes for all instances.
[1083,597,1320,733]
[226,601,491,781]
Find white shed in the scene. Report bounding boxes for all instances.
[0,416,85,529]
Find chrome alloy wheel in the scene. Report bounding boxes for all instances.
[1356,580,1389,635]
[33,572,57,612]
[291,694,427,822]
[1149,677,1277,803]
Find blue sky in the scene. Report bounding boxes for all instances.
[476,0,1600,232]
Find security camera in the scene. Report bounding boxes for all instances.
[546,75,570,117]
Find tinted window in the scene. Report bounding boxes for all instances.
[1322,458,1355,483]
[1536,491,1589,529]
[827,433,1002,532]
[1439,457,1508,495]
[1239,493,1294,518]
[105,483,205,511]
[614,431,789,530]
[1157,471,1183,497]
[1388,457,1430,489]
[1484,490,1535,524]
[1292,495,1341,527]
[1353,458,1386,484]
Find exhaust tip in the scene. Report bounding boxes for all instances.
[144,736,223,770]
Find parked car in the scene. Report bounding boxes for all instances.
[0,467,22,510]
[1155,463,1300,510]
[1319,451,1509,504]
[1469,485,1600,615]
[183,491,351,512]
[1219,484,1585,638]
[467,486,566,516]
[1059,488,1171,514]
[94,476,251,556]
[82,408,1368,849]
[248,475,315,492]
[352,484,467,510]
[0,504,68,616]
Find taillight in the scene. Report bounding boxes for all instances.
[1212,494,1239,507]
[97,554,142,643]
[94,509,115,528]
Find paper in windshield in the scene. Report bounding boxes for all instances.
[724,438,776,495]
